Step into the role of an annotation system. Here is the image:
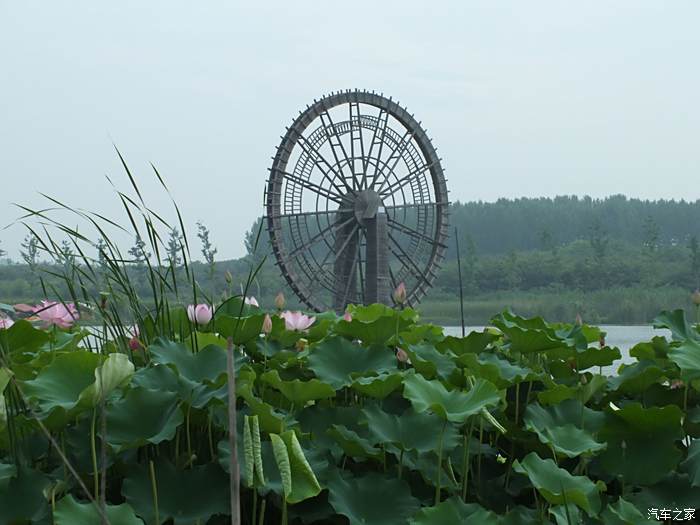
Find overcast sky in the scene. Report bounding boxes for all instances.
[1,1,699,260]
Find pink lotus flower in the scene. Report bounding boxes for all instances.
[280,310,315,332]
[187,304,213,325]
[128,336,141,351]
[392,282,407,305]
[342,311,352,322]
[262,314,273,335]
[245,296,260,307]
[0,317,14,330]
[33,301,79,329]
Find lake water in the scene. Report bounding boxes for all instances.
[443,325,671,376]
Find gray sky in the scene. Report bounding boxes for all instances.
[1,1,699,260]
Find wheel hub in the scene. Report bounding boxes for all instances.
[353,190,383,226]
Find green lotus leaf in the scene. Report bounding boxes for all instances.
[537,383,577,405]
[436,331,497,356]
[54,494,143,525]
[458,352,535,387]
[105,387,183,451]
[362,404,460,454]
[653,309,699,342]
[79,352,134,407]
[149,338,229,384]
[0,463,16,491]
[22,350,101,420]
[668,338,700,384]
[574,345,622,370]
[351,372,404,399]
[0,467,50,524]
[681,439,700,487]
[599,497,651,525]
[628,472,700,519]
[271,433,292,498]
[402,373,501,423]
[597,403,683,486]
[548,504,581,525]
[215,313,265,344]
[334,314,412,345]
[328,424,381,459]
[280,430,322,504]
[0,367,11,431]
[513,452,603,516]
[629,336,671,360]
[123,460,229,525]
[399,323,445,345]
[1,319,50,359]
[261,369,336,404]
[404,343,457,380]
[307,336,396,389]
[218,437,282,496]
[409,497,501,524]
[523,400,606,458]
[327,471,420,525]
[608,360,666,394]
[237,378,293,434]
[492,311,569,354]
[297,406,363,457]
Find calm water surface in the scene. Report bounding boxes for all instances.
[443,325,671,375]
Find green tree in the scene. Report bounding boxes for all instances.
[197,221,218,291]
[20,234,39,268]
[642,215,659,252]
[690,235,700,288]
[167,227,183,267]
[588,220,608,261]
[128,235,150,267]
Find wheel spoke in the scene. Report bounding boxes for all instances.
[273,168,344,204]
[364,109,389,187]
[319,107,354,187]
[286,214,355,260]
[349,102,366,191]
[387,217,448,249]
[290,128,354,195]
[268,208,353,220]
[388,232,435,289]
[378,160,438,197]
[370,128,415,191]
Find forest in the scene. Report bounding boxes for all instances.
[1,195,699,325]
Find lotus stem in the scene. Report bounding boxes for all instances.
[435,420,447,505]
[258,499,266,525]
[149,460,160,525]
[462,418,475,501]
[90,407,99,499]
[227,337,241,525]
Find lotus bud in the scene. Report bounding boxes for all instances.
[392,282,407,305]
[225,270,233,284]
[295,338,308,352]
[575,313,583,326]
[187,303,213,325]
[128,336,141,351]
[692,289,700,306]
[599,334,606,348]
[262,314,272,335]
[396,348,410,363]
[342,311,352,322]
[274,292,286,310]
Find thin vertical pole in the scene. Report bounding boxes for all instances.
[455,227,466,337]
